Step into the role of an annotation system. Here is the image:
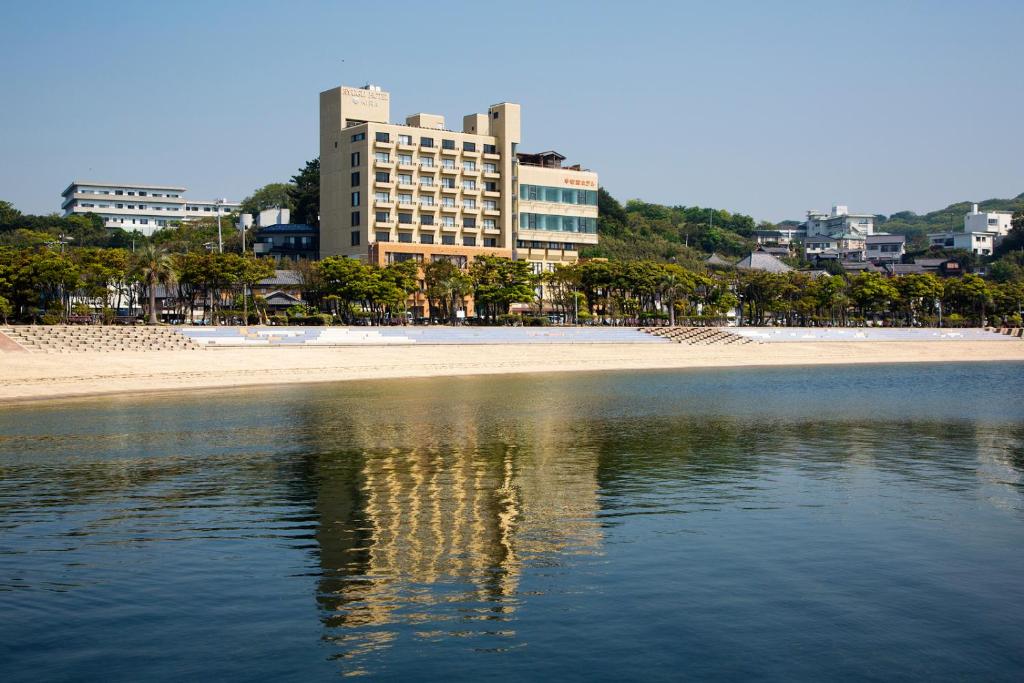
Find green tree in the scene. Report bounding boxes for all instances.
[425,259,471,324]
[134,244,176,324]
[469,255,536,322]
[240,183,295,216]
[288,158,320,227]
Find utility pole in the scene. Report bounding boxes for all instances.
[215,198,225,253]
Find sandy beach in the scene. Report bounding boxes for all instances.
[2,340,1023,404]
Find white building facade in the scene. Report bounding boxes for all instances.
[61,181,240,236]
[926,203,1012,257]
[804,205,875,238]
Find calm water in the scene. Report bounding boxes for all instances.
[2,363,1024,681]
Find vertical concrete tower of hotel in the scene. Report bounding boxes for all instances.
[319,83,598,314]
[319,84,519,262]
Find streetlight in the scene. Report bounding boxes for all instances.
[214,198,226,253]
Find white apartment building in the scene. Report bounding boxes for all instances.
[928,230,996,256]
[963,203,1013,236]
[61,181,240,236]
[804,205,875,238]
[926,203,1012,257]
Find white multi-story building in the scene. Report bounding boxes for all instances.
[804,205,875,238]
[926,203,1013,257]
[61,181,240,236]
[963,203,1013,236]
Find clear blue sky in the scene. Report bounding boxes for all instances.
[1,0,1021,222]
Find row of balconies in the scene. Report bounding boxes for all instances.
[375,200,499,214]
[376,221,501,232]
[373,161,499,177]
[373,138,500,160]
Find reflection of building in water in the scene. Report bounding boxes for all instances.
[301,383,603,666]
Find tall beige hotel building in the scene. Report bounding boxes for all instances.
[319,84,598,312]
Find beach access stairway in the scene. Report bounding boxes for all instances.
[0,325,201,353]
[640,326,757,346]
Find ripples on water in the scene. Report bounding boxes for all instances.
[1,363,1023,680]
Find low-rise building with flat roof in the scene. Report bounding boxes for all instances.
[61,181,239,236]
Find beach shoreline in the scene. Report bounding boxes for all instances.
[2,340,1023,405]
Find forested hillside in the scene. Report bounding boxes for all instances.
[876,193,1024,250]
[582,189,762,263]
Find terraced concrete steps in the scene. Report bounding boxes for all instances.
[640,326,757,346]
[0,326,201,353]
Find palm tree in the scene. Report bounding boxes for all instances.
[135,244,176,325]
[659,269,688,326]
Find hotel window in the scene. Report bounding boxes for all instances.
[376,231,391,242]
[351,211,360,227]
[442,158,456,169]
[442,197,456,207]
[442,235,456,245]
[351,132,366,142]
[463,236,477,246]
[420,157,434,168]
[462,180,477,190]
[398,134,412,145]
[398,154,413,165]
[398,193,413,204]
[442,139,455,150]
[375,191,391,202]
[115,190,123,195]
[463,141,477,152]
[482,219,496,229]
[421,234,434,244]
[375,171,389,182]
[375,152,390,163]
[421,136,434,147]
[464,217,477,228]
[420,196,434,206]
[484,200,497,210]
[139,191,147,196]
[376,211,389,222]
[484,237,497,247]
[441,178,456,189]
[463,161,476,171]
[140,219,148,225]
[351,171,361,186]
[351,230,361,246]
[398,233,412,243]
[351,191,360,207]
[398,174,413,185]
[421,214,435,226]
[463,199,477,209]
[485,182,497,192]
[484,163,496,173]
[375,132,390,142]
[442,216,456,227]
[398,213,413,224]
[351,151,360,166]
[420,177,434,187]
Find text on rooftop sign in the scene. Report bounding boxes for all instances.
[563,177,596,188]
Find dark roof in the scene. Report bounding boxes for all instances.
[866,234,906,244]
[257,269,302,287]
[705,253,733,267]
[757,246,791,256]
[262,290,302,306]
[914,258,948,267]
[887,263,925,275]
[255,223,318,234]
[735,251,793,273]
